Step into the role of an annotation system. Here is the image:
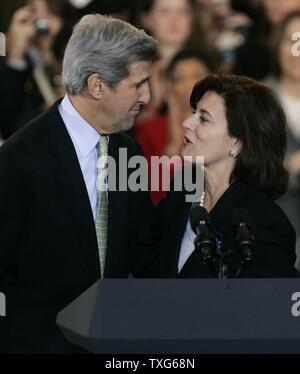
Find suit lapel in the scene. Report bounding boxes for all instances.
[48,103,100,283]
[209,182,246,224]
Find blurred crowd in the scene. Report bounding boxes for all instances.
[1,0,300,268]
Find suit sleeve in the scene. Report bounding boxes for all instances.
[0,153,27,283]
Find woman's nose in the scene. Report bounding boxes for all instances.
[182,114,196,131]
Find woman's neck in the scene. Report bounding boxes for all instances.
[279,76,300,99]
[158,42,183,61]
[203,164,232,212]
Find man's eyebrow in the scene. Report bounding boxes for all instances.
[200,108,213,118]
[136,75,151,86]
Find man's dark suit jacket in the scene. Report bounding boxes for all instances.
[0,101,158,353]
[158,180,298,278]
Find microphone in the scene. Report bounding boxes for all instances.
[189,205,217,265]
[231,207,255,266]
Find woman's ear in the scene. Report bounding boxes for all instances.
[231,138,243,154]
[87,73,104,100]
[229,138,242,158]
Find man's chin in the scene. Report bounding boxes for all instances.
[121,119,135,132]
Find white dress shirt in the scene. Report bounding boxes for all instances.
[178,217,197,274]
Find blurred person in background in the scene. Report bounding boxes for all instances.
[136,0,213,121]
[234,0,300,80]
[69,0,138,23]
[264,10,300,270]
[0,0,77,140]
[196,0,252,73]
[135,50,214,203]
[263,0,300,24]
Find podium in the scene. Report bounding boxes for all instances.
[56,279,300,354]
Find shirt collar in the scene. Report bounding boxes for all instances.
[60,94,101,158]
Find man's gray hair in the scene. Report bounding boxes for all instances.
[62,14,157,95]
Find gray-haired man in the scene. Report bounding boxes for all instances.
[0,14,158,353]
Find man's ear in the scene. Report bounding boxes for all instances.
[87,73,104,99]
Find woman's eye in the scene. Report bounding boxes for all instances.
[200,115,208,123]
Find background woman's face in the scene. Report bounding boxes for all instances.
[170,58,210,111]
[182,91,238,165]
[263,0,300,25]
[279,17,300,81]
[145,0,193,45]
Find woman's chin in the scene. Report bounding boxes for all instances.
[181,144,192,157]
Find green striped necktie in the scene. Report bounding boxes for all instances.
[95,135,108,278]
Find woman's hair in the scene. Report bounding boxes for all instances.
[165,49,215,79]
[190,73,289,199]
[62,13,156,95]
[44,0,77,19]
[272,10,300,77]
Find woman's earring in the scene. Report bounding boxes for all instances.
[230,149,238,158]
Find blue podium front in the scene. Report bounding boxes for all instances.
[56,279,300,354]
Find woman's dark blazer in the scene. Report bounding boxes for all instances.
[158,181,298,278]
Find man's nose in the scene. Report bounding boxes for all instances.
[139,83,151,105]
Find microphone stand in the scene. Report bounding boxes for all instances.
[218,257,228,279]
[235,250,253,278]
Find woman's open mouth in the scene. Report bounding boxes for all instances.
[184,136,192,145]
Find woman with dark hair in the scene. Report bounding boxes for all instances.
[159,73,298,278]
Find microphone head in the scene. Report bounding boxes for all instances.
[231,207,255,257]
[231,207,251,227]
[189,205,210,233]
